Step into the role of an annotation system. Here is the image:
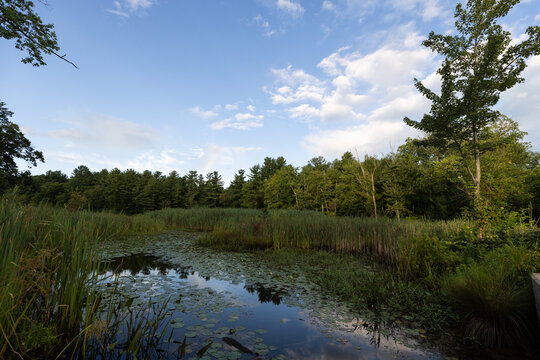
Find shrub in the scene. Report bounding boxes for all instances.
[442,246,539,348]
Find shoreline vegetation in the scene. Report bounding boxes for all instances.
[1,0,539,359]
[1,195,538,359]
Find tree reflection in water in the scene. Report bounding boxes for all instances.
[105,253,191,278]
[244,282,288,305]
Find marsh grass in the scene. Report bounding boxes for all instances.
[150,208,467,279]
[151,208,539,349]
[264,249,455,334]
[2,200,538,356]
[0,194,165,358]
[442,246,539,348]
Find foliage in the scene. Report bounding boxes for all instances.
[5,117,539,222]
[404,0,540,202]
[442,246,539,348]
[0,0,58,66]
[0,192,166,358]
[0,0,78,67]
[0,101,44,192]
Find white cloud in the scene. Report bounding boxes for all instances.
[321,45,434,89]
[253,14,277,37]
[46,113,158,150]
[269,66,327,105]
[322,0,337,12]
[107,0,154,18]
[535,14,540,22]
[499,56,540,150]
[268,24,437,124]
[318,0,450,23]
[190,106,218,118]
[303,121,417,158]
[288,104,320,119]
[264,23,445,158]
[225,103,238,110]
[44,147,186,175]
[125,0,153,11]
[276,0,305,18]
[388,0,448,21]
[246,105,256,112]
[120,149,185,173]
[196,144,263,183]
[211,112,264,130]
[47,151,86,165]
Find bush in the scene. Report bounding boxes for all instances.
[442,246,539,348]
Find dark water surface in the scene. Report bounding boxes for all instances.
[95,231,445,360]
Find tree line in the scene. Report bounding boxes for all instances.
[1,0,539,220]
[4,116,537,220]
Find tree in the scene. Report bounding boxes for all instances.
[204,171,224,207]
[264,165,298,209]
[353,154,380,218]
[0,102,44,191]
[223,169,246,208]
[0,0,76,67]
[300,157,334,213]
[404,0,540,204]
[1,1,76,192]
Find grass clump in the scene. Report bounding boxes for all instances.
[442,246,538,348]
[0,193,166,359]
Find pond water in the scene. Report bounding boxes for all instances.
[93,231,445,360]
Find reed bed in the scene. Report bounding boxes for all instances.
[0,194,165,359]
[149,208,467,279]
[2,201,536,356]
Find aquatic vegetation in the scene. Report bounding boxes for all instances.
[148,207,468,279]
[2,197,538,357]
[94,231,439,359]
[0,195,165,358]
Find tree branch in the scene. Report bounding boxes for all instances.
[0,14,78,69]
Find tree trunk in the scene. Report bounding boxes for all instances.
[474,137,481,204]
[371,172,378,219]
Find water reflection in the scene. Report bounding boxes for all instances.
[244,282,288,305]
[96,238,445,360]
[105,253,191,277]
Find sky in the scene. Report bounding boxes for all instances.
[1,0,539,184]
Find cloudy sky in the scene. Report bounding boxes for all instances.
[1,0,539,184]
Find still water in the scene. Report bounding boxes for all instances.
[93,231,444,360]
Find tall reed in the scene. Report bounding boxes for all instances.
[0,194,165,358]
[150,207,467,279]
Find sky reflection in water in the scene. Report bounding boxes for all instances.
[98,233,442,360]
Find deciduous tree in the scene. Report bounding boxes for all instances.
[404,0,540,204]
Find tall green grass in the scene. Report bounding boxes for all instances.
[442,246,539,347]
[149,207,539,348]
[2,201,538,355]
[149,207,467,279]
[0,194,165,358]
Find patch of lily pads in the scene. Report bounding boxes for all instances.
[92,231,436,359]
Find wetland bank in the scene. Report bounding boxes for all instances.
[1,201,539,359]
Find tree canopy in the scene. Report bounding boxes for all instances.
[0,0,76,67]
[404,0,540,203]
[0,102,44,190]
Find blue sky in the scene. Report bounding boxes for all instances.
[1,0,539,184]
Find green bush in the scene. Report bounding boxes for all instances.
[442,246,538,348]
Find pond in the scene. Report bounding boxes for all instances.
[92,231,445,360]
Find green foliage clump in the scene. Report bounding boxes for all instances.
[442,246,538,348]
[0,192,166,358]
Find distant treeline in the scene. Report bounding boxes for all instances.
[5,120,540,219]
